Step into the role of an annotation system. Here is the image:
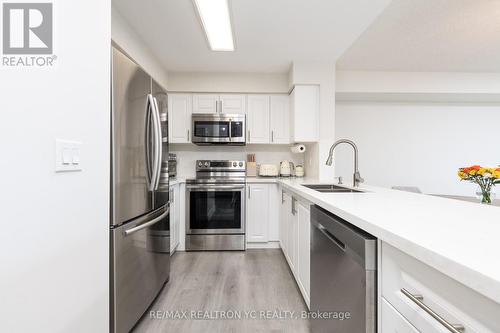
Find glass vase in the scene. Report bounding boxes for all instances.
[475,186,494,204]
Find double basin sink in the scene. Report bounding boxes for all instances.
[302,184,364,193]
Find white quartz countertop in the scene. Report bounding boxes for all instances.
[277,178,500,305]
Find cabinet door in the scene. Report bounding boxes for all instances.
[247,95,270,144]
[270,95,290,144]
[168,94,192,143]
[172,184,181,253]
[193,94,218,114]
[268,184,280,241]
[280,190,291,256]
[169,186,176,254]
[288,196,299,273]
[246,184,269,243]
[290,85,319,142]
[381,298,419,333]
[297,201,310,300]
[220,94,246,114]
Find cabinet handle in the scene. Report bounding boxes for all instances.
[281,190,285,203]
[248,186,251,199]
[187,130,190,141]
[400,289,465,333]
[291,197,296,215]
[248,130,250,141]
[271,130,274,142]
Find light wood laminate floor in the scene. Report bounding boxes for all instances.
[133,249,311,333]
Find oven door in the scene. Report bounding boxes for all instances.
[186,184,245,234]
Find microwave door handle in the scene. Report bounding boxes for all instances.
[145,95,153,190]
[229,119,232,142]
[153,97,162,190]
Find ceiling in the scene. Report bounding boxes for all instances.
[337,0,500,72]
[113,0,391,73]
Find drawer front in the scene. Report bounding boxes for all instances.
[381,298,419,333]
[382,242,500,333]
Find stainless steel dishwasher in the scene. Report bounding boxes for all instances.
[310,205,377,333]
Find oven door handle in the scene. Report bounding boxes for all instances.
[187,185,245,191]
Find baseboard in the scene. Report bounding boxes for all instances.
[246,241,280,249]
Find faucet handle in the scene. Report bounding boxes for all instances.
[334,176,343,185]
[354,171,364,184]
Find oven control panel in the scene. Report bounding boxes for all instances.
[196,160,246,171]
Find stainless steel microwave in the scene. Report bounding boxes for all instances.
[191,113,246,145]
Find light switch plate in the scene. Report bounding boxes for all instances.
[55,139,82,172]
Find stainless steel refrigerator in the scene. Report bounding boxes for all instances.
[110,47,170,333]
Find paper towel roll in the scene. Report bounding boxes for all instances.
[291,144,306,154]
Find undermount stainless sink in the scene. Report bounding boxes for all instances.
[302,184,365,193]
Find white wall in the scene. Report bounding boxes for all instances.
[0,1,110,333]
[335,101,500,195]
[112,6,168,89]
[336,71,500,95]
[168,72,289,93]
[171,145,304,178]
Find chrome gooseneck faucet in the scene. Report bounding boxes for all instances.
[326,139,364,187]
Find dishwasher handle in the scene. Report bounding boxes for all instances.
[318,224,346,251]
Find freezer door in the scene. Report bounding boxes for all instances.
[111,206,170,333]
[112,47,154,226]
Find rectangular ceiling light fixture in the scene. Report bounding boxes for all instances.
[193,0,235,51]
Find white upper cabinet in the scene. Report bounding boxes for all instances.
[192,94,218,114]
[220,94,246,114]
[168,93,192,143]
[246,184,269,243]
[270,95,290,144]
[290,85,319,142]
[193,94,246,114]
[247,95,270,144]
[169,92,290,145]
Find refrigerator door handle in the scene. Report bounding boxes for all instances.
[145,94,154,190]
[124,207,169,236]
[147,94,159,192]
[152,96,162,190]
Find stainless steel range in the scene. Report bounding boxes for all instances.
[186,160,246,251]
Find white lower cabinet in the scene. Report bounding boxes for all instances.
[381,242,500,333]
[246,183,280,246]
[279,187,311,308]
[169,183,180,254]
[280,190,291,257]
[297,201,310,303]
[288,197,298,272]
[246,184,270,243]
[381,298,419,333]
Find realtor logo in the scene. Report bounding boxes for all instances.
[2,3,53,54]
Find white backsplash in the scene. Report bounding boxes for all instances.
[171,144,305,178]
